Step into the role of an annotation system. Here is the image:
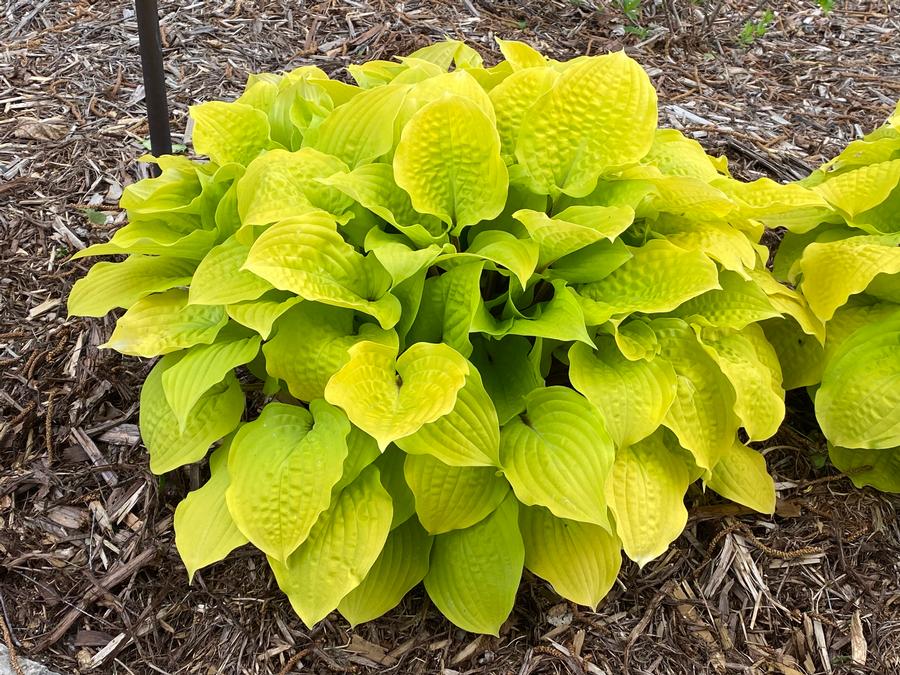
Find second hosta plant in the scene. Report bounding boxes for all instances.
[69,40,823,634]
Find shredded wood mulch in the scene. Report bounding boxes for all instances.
[2,1,900,673]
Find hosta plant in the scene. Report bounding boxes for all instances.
[766,101,900,492]
[69,39,817,634]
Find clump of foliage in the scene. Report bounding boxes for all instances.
[767,102,900,493]
[70,39,831,634]
[739,8,775,46]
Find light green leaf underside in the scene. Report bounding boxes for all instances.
[520,504,621,609]
[424,492,523,636]
[569,339,677,448]
[139,355,244,474]
[324,341,470,450]
[404,453,509,534]
[226,401,350,562]
[338,517,433,626]
[174,443,248,582]
[68,255,196,317]
[606,430,691,567]
[500,386,614,528]
[268,464,393,627]
[705,440,776,514]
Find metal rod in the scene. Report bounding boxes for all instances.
[135,0,172,175]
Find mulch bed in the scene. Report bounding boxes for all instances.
[2,1,900,673]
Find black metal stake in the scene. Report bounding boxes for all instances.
[135,0,172,176]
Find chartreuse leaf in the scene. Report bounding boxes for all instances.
[364,228,446,286]
[829,445,900,493]
[813,159,900,216]
[496,39,547,70]
[824,301,900,360]
[700,325,784,441]
[519,505,621,609]
[761,317,825,390]
[72,221,218,261]
[338,517,433,626]
[190,101,275,166]
[514,206,634,268]
[162,331,260,430]
[656,220,759,276]
[396,368,500,467]
[227,401,350,562]
[653,319,739,470]
[237,148,352,226]
[263,302,396,402]
[705,440,776,514]
[672,270,781,330]
[547,238,633,285]
[516,52,657,196]
[394,95,508,230]
[424,492,523,635]
[175,442,248,582]
[467,230,539,290]
[569,339,677,448]
[576,239,720,325]
[189,234,273,305]
[375,446,416,529]
[268,464,393,627]
[500,386,614,528]
[103,289,228,357]
[643,129,723,181]
[244,210,401,329]
[68,256,196,317]
[396,70,496,129]
[332,426,381,496]
[490,67,559,160]
[609,318,660,361]
[404,454,509,534]
[606,430,691,567]
[322,163,448,246]
[470,336,544,425]
[225,292,302,339]
[324,341,470,450]
[792,235,900,322]
[139,355,245,474]
[305,84,410,167]
[505,280,593,345]
[816,313,900,449]
[716,177,833,233]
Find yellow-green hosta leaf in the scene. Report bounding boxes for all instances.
[814,159,900,216]
[576,239,720,325]
[188,234,273,305]
[704,440,775,514]
[68,255,197,318]
[375,446,417,529]
[139,355,245,474]
[672,270,781,330]
[642,129,723,181]
[643,175,735,221]
[225,292,302,339]
[546,238,633,285]
[816,314,900,449]
[332,426,381,496]
[500,386,614,528]
[227,401,350,561]
[829,444,900,493]
[162,332,260,430]
[467,230,539,290]
[404,454,509,534]
[324,341,470,450]
[505,280,593,346]
[516,52,657,196]
[396,369,500,467]
[716,177,834,233]
[654,220,759,276]
[490,67,559,160]
[268,464,393,627]
[305,84,410,167]
[406,39,482,70]
[608,318,660,361]
[243,211,401,329]
[514,205,634,268]
[653,319,739,470]
[174,443,248,582]
[470,335,544,425]
[424,492,523,636]
[606,430,691,567]
[263,302,396,403]
[394,95,508,230]
[496,39,547,70]
[71,222,218,261]
[700,325,784,441]
[761,317,825,390]
[396,70,496,130]
[519,505,621,609]
[190,101,275,166]
[569,339,677,448]
[824,301,900,360]
[793,235,900,322]
[103,289,228,357]
[364,229,446,286]
[237,148,352,226]
[749,269,825,342]
[322,164,448,247]
[338,517,433,626]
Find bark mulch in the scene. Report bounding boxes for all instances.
[2,1,900,673]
